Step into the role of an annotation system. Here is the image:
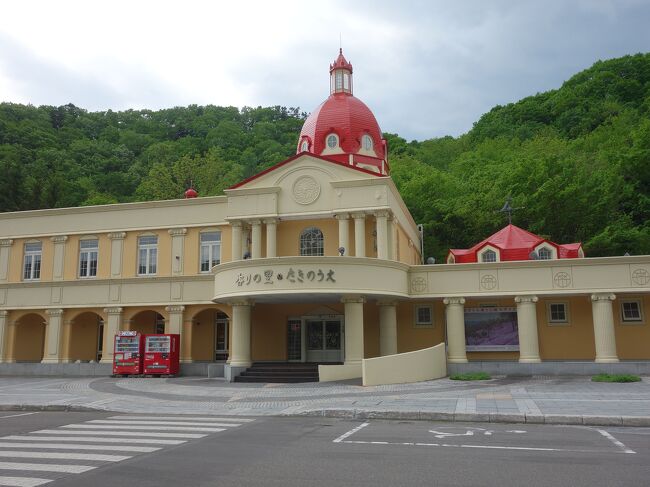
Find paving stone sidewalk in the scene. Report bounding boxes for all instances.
[0,375,649,426]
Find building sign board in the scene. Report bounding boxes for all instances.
[464,307,519,351]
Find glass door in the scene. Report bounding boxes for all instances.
[215,313,229,361]
[287,319,302,361]
[306,319,342,363]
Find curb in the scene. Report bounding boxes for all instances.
[285,409,650,427]
[0,405,100,413]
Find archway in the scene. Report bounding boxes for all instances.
[67,311,104,362]
[129,310,165,335]
[191,308,231,362]
[13,313,46,362]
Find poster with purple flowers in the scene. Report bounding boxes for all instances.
[464,307,519,351]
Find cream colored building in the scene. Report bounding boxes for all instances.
[0,50,649,383]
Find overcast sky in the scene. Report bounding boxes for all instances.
[1,0,649,140]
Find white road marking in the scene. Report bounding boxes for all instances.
[87,420,241,428]
[0,414,38,420]
[61,424,224,433]
[2,436,186,445]
[34,430,206,439]
[0,463,95,474]
[0,452,130,462]
[0,475,52,486]
[110,416,253,422]
[332,423,369,443]
[0,442,160,453]
[596,429,636,454]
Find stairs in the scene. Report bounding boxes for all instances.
[234,362,325,383]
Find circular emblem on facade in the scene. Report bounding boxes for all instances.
[292,176,321,205]
[553,272,572,288]
[631,268,650,286]
[480,274,497,290]
[411,277,427,293]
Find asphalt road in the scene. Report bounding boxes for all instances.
[0,411,648,486]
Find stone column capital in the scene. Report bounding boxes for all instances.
[168,227,187,237]
[45,308,64,317]
[103,307,124,315]
[248,219,262,226]
[443,297,466,306]
[108,232,126,240]
[165,305,186,314]
[591,293,616,302]
[351,212,366,220]
[334,213,350,221]
[0,310,8,318]
[50,236,68,244]
[377,299,398,307]
[229,299,253,307]
[262,218,279,225]
[373,209,391,219]
[341,295,366,304]
[0,239,13,247]
[515,295,538,304]
[230,220,243,228]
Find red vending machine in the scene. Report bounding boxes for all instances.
[143,334,180,376]
[112,331,144,376]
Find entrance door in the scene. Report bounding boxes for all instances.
[215,313,229,361]
[306,319,343,363]
[287,319,302,361]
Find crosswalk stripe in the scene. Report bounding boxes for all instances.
[61,425,225,433]
[0,452,130,462]
[110,416,254,422]
[35,430,206,439]
[2,436,185,446]
[88,420,241,428]
[0,463,95,474]
[0,476,52,487]
[0,442,160,453]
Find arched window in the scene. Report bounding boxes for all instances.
[326,133,338,149]
[362,134,373,151]
[481,249,497,263]
[300,227,324,256]
[301,141,309,152]
[537,246,553,260]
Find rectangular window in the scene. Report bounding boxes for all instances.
[138,235,158,275]
[23,241,42,280]
[547,302,569,324]
[415,305,433,327]
[200,231,221,272]
[79,239,99,278]
[621,300,643,323]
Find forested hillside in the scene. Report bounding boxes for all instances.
[1,53,649,260]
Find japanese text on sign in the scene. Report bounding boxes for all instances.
[235,268,336,287]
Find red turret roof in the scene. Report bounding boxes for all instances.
[447,224,583,263]
[330,48,353,73]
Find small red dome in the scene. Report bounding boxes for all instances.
[184,187,198,199]
[297,50,388,174]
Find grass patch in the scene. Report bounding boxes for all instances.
[591,373,642,383]
[450,372,492,381]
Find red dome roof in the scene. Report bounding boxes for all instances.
[298,93,385,160]
[297,49,388,174]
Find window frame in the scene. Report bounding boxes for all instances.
[546,301,570,326]
[137,234,158,276]
[199,230,222,273]
[414,304,434,328]
[479,246,499,263]
[78,238,99,279]
[23,241,43,281]
[362,134,373,151]
[534,242,557,260]
[300,227,324,257]
[620,299,644,325]
[326,133,339,149]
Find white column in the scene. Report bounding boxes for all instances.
[250,220,262,259]
[387,216,395,261]
[444,297,467,363]
[165,305,185,335]
[231,221,243,261]
[229,300,252,367]
[342,295,365,365]
[335,213,350,256]
[100,307,123,364]
[378,300,398,356]
[0,310,8,362]
[352,212,366,257]
[108,232,126,278]
[375,211,390,260]
[50,236,68,281]
[515,295,541,363]
[264,218,278,258]
[591,293,619,363]
[168,228,187,276]
[42,308,64,363]
[0,239,13,283]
